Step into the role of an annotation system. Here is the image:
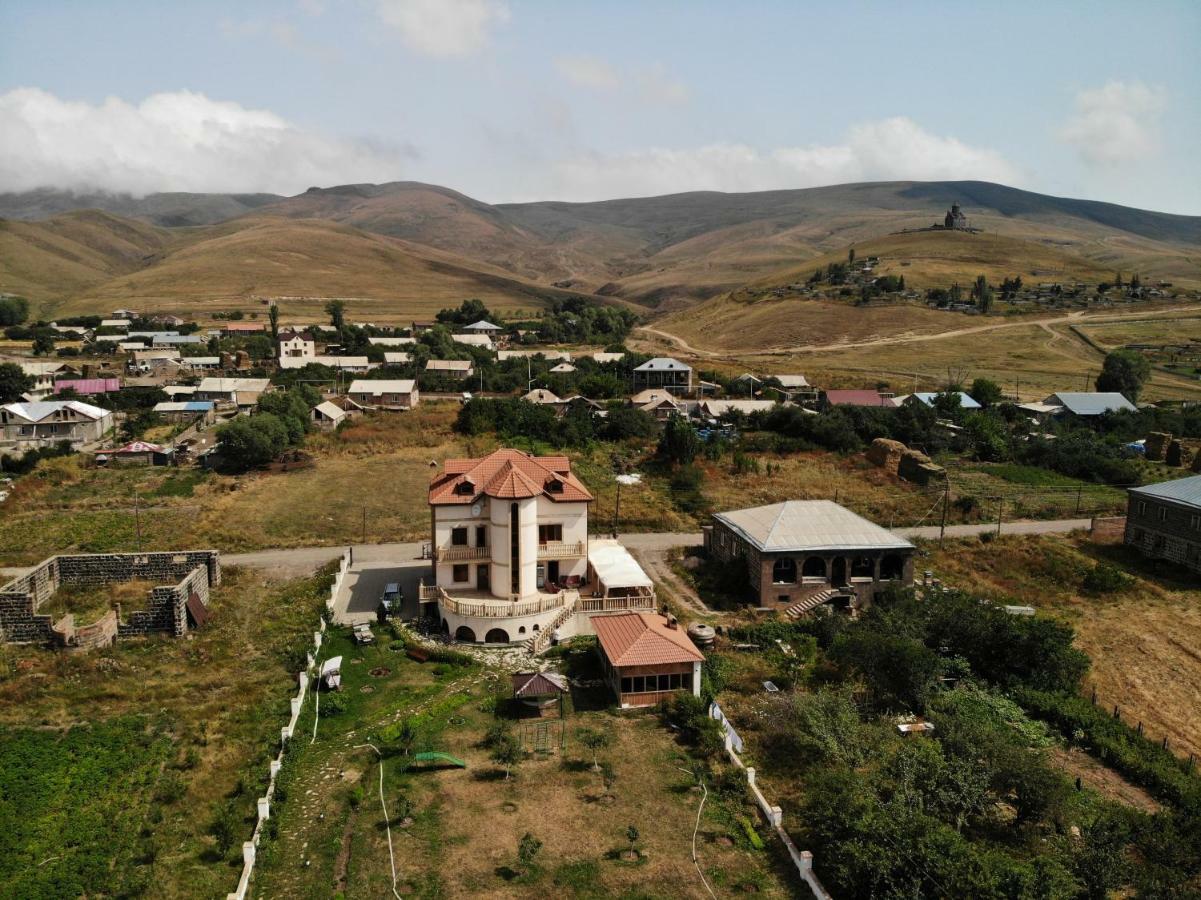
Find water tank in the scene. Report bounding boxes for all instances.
[687,623,715,648]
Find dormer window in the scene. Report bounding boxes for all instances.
[546,479,563,494]
[455,481,474,496]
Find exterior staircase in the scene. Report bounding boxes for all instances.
[784,588,840,619]
[528,593,578,654]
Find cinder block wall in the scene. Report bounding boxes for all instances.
[1,551,220,644]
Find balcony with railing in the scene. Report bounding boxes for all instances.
[417,580,577,619]
[578,586,656,613]
[536,540,585,560]
[435,544,491,562]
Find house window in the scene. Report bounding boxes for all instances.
[621,677,632,693]
[455,481,474,496]
[772,558,797,584]
[538,524,563,544]
[1137,501,1147,516]
[452,564,469,583]
[1158,507,1168,522]
[451,527,468,546]
[476,525,487,546]
[1192,515,1201,532]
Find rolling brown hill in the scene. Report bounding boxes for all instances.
[2,180,1198,321]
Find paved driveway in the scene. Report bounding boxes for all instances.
[330,542,432,626]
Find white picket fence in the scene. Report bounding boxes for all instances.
[710,703,833,900]
[227,550,350,899]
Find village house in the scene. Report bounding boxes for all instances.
[220,322,266,336]
[99,318,131,332]
[153,400,216,425]
[894,391,981,410]
[346,379,419,410]
[628,388,682,420]
[590,351,625,364]
[522,388,562,405]
[194,377,270,405]
[422,449,656,648]
[53,378,121,397]
[1125,475,1201,573]
[368,336,416,347]
[425,359,474,380]
[129,349,182,372]
[279,355,372,372]
[311,400,349,430]
[111,308,139,320]
[696,399,779,419]
[451,333,494,350]
[97,440,175,467]
[278,330,316,360]
[18,362,79,400]
[497,350,572,362]
[181,356,222,371]
[0,400,114,448]
[463,319,502,336]
[383,352,412,366]
[1043,392,1136,418]
[705,500,915,613]
[632,357,692,395]
[593,612,704,709]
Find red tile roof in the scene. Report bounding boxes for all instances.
[512,671,568,697]
[593,613,705,667]
[428,448,593,505]
[824,389,889,407]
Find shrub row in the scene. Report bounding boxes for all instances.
[1015,687,1201,812]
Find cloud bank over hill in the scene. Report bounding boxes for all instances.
[544,117,1024,202]
[0,88,410,196]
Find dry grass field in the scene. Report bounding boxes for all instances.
[922,533,1201,762]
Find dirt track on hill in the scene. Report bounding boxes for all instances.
[637,304,1201,361]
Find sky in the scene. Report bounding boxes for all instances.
[1,0,1198,213]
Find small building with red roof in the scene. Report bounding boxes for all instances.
[820,389,895,409]
[592,612,704,708]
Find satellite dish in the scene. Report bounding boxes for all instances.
[471,502,482,516]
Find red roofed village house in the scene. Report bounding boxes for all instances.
[422,449,656,649]
[593,612,704,708]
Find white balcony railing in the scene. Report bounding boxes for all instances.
[536,541,585,560]
[435,545,490,562]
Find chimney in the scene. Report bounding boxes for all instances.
[665,614,678,630]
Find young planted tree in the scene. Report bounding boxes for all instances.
[625,825,639,854]
[576,727,611,772]
[490,732,522,780]
[268,303,279,342]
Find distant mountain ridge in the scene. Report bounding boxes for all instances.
[2,180,1198,315]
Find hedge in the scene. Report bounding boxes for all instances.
[1014,687,1201,813]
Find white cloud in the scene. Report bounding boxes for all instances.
[554,55,688,105]
[543,117,1021,201]
[0,88,410,196]
[375,0,509,57]
[555,55,620,91]
[1058,80,1166,166]
[636,64,688,105]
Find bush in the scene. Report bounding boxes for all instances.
[320,692,348,717]
[1015,688,1201,812]
[1081,562,1133,595]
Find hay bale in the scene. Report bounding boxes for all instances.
[867,438,906,475]
[1167,440,1187,467]
[1145,432,1172,461]
[898,449,945,485]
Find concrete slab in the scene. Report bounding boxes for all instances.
[331,546,432,626]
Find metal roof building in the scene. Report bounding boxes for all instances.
[1044,392,1136,416]
[1128,474,1201,508]
[713,500,913,553]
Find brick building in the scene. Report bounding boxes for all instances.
[704,500,914,613]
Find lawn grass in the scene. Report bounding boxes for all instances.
[0,566,330,899]
[252,629,795,898]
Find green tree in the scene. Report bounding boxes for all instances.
[848,247,856,266]
[0,362,34,403]
[964,412,1009,461]
[657,413,701,465]
[324,299,347,334]
[210,802,242,857]
[625,825,639,853]
[0,295,29,326]
[31,332,55,356]
[268,303,279,343]
[971,274,993,314]
[968,377,1004,408]
[217,415,289,469]
[1096,349,1150,402]
[576,727,611,772]
[490,732,522,780]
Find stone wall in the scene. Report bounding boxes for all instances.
[867,437,945,485]
[0,551,220,645]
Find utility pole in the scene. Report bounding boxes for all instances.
[134,490,142,550]
[939,481,949,547]
[1075,485,1083,517]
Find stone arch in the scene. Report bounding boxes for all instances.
[484,627,510,645]
[881,554,905,580]
[802,557,826,578]
[454,625,477,642]
[772,558,797,584]
[518,626,526,635]
[850,556,874,578]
